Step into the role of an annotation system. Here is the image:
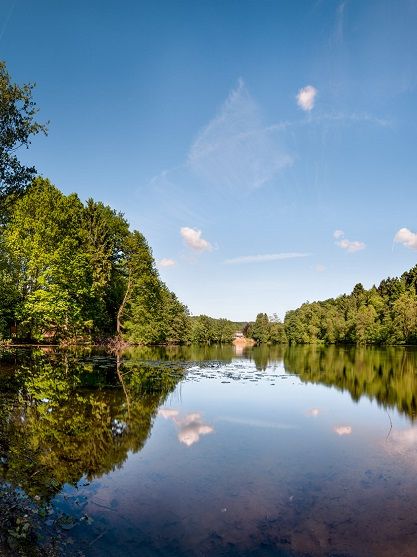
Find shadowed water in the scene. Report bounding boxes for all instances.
[1,345,417,556]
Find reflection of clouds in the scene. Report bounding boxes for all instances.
[177,413,214,446]
[306,408,320,417]
[386,427,417,454]
[158,408,179,419]
[334,425,352,436]
[158,408,214,447]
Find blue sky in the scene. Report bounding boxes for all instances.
[2,0,417,320]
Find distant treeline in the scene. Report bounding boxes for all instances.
[283,267,417,345]
[189,315,245,344]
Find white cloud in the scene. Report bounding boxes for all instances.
[296,85,318,111]
[334,230,365,253]
[180,227,213,252]
[306,408,320,417]
[187,79,292,190]
[337,239,366,252]
[158,258,176,268]
[158,408,214,447]
[394,228,417,250]
[224,252,310,265]
[334,425,352,436]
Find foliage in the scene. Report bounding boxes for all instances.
[284,345,417,418]
[0,60,47,204]
[245,313,287,344]
[121,231,190,344]
[189,315,241,344]
[284,269,417,345]
[0,349,184,500]
[0,179,190,343]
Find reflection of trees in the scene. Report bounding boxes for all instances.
[284,345,417,419]
[123,344,236,363]
[0,349,183,499]
[249,345,286,371]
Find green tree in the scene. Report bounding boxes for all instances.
[250,313,271,344]
[392,291,417,343]
[81,199,129,334]
[120,230,189,345]
[4,178,90,339]
[0,61,47,204]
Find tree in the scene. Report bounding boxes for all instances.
[4,178,89,339]
[81,199,129,334]
[250,313,271,344]
[392,292,417,343]
[0,61,47,204]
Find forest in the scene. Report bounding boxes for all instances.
[283,269,417,345]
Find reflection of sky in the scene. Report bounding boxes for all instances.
[386,426,417,455]
[71,350,417,557]
[334,425,352,436]
[306,407,320,417]
[159,408,214,447]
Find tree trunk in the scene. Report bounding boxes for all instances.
[117,274,131,335]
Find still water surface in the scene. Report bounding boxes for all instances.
[1,345,417,556]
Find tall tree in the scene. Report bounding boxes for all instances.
[4,178,89,339]
[0,61,47,205]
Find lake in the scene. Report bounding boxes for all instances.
[1,345,417,556]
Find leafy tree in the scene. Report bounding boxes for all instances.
[81,199,129,334]
[250,313,271,344]
[392,291,417,343]
[284,264,417,346]
[4,178,89,339]
[0,61,47,204]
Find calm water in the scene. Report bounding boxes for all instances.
[1,345,417,556]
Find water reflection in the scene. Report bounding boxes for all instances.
[2,345,417,556]
[333,425,352,436]
[284,345,417,420]
[159,408,214,446]
[0,349,184,499]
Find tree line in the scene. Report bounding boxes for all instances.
[284,269,417,345]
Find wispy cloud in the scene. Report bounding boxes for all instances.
[334,0,347,44]
[158,258,176,268]
[187,79,293,190]
[225,252,310,265]
[310,111,391,128]
[180,227,213,252]
[296,85,318,111]
[334,230,365,253]
[148,83,389,196]
[394,227,417,250]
